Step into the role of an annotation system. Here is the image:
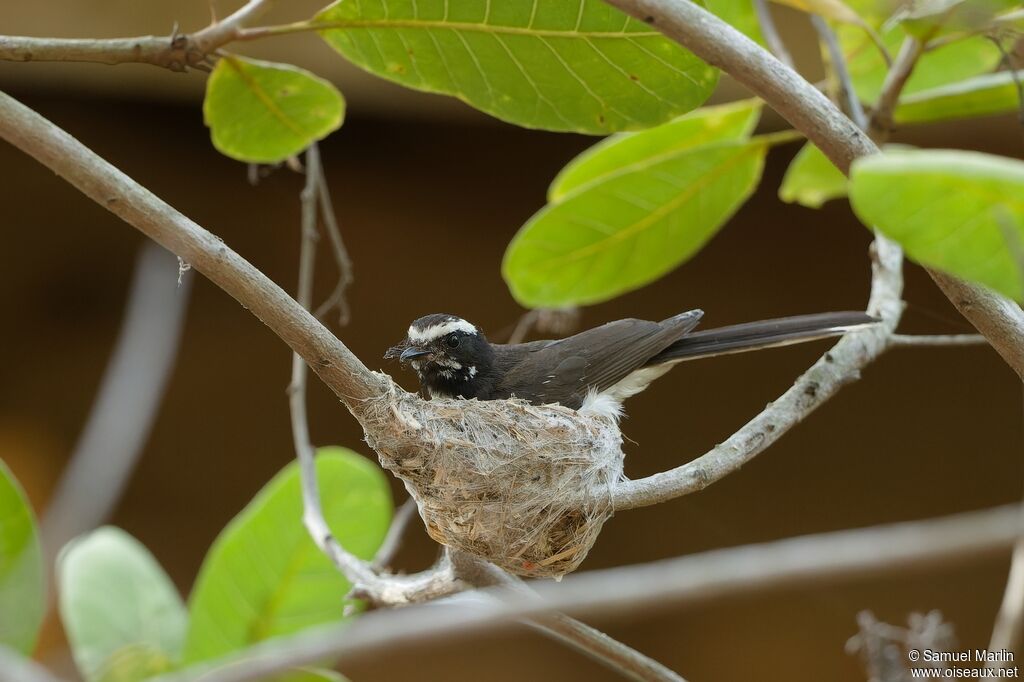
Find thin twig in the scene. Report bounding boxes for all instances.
[0,90,385,409]
[0,0,272,70]
[371,497,419,571]
[455,555,686,682]
[869,36,924,137]
[889,333,988,347]
[812,15,868,130]
[42,242,191,574]
[152,504,1023,682]
[507,310,540,344]
[288,143,378,589]
[311,167,353,326]
[753,0,794,68]
[989,516,1024,666]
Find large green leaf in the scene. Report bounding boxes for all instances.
[849,149,1024,300]
[0,461,43,655]
[315,0,719,134]
[204,56,345,163]
[779,141,849,208]
[504,138,768,307]
[182,448,391,664]
[549,98,762,201]
[894,70,1024,124]
[58,527,186,682]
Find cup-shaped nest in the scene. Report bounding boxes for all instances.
[357,376,625,578]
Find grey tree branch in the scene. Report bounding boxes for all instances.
[889,333,988,347]
[869,36,924,137]
[603,0,876,174]
[812,15,868,130]
[370,497,418,571]
[929,272,1024,381]
[150,504,1022,682]
[312,168,354,326]
[455,555,686,682]
[0,89,387,410]
[42,243,190,568]
[612,238,903,510]
[289,143,378,589]
[0,0,272,70]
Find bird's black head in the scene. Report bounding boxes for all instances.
[384,314,495,399]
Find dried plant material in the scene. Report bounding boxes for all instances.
[355,376,624,579]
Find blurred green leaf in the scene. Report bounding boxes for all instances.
[58,527,186,682]
[315,0,719,134]
[0,461,43,656]
[772,0,866,24]
[836,0,1002,104]
[705,0,767,44]
[504,138,768,307]
[182,448,391,665]
[549,98,762,201]
[894,70,1024,123]
[849,149,1024,300]
[779,142,848,208]
[204,56,345,163]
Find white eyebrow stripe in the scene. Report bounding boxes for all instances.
[408,318,477,342]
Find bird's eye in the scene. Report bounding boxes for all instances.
[445,334,460,349]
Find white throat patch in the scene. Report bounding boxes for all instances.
[408,318,477,343]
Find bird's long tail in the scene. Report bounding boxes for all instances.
[648,311,877,364]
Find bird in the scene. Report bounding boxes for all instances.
[384,310,876,420]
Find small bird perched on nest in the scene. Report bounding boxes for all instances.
[385,309,875,420]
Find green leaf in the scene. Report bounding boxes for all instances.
[549,98,762,201]
[894,70,1024,124]
[182,448,391,664]
[779,142,848,208]
[836,2,1002,103]
[204,56,345,163]
[504,138,768,307]
[315,0,719,134]
[772,0,866,25]
[849,149,1024,300]
[0,461,44,655]
[58,527,186,682]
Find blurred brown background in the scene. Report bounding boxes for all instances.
[2,2,1023,681]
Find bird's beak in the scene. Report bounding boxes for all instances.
[384,342,432,364]
[399,346,433,364]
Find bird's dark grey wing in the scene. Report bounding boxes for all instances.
[491,309,703,408]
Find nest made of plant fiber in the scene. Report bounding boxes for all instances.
[356,375,625,579]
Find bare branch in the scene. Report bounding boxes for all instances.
[153,504,1023,682]
[870,36,924,137]
[889,333,989,347]
[612,239,904,510]
[456,555,686,682]
[42,243,191,565]
[600,0,1024,397]
[0,90,387,410]
[753,0,794,69]
[311,167,354,326]
[288,143,378,590]
[812,15,868,130]
[0,0,272,70]
[603,0,876,173]
[989,527,1024,666]
[371,497,419,571]
[928,272,1024,380]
